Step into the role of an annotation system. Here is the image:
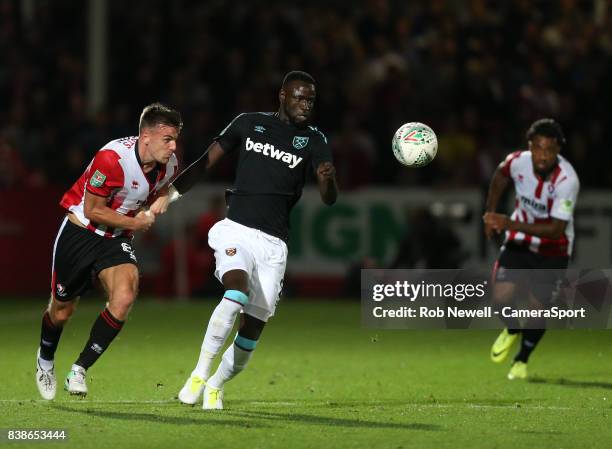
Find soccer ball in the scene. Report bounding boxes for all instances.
[392,122,438,167]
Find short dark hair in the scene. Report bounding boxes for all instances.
[526,118,565,146]
[282,71,316,88]
[139,102,183,132]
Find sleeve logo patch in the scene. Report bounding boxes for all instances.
[90,170,107,187]
[560,199,574,213]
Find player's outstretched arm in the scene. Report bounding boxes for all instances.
[316,161,338,205]
[169,142,226,201]
[84,191,155,232]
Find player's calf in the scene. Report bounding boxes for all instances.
[71,307,125,386]
[205,332,259,409]
[179,289,249,404]
[36,298,78,400]
[39,309,66,364]
[48,296,78,324]
[192,290,248,379]
[107,289,137,322]
[105,268,139,321]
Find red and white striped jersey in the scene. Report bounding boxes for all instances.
[60,136,178,238]
[499,150,579,256]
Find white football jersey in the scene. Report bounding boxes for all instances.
[499,150,579,256]
[60,137,178,237]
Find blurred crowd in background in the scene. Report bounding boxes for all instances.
[2,0,612,192]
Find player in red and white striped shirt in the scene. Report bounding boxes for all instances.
[60,134,178,238]
[483,118,579,380]
[35,103,182,400]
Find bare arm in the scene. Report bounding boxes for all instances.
[483,213,567,239]
[316,161,338,205]
[483,168,511,239]
[485,168,511,212]
[83,191,154,231]
[482,166,568,239]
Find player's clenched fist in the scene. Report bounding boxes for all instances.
[483,212,510,236]
[149,194,170,215]
[317,161,335,179]
[133,210,156,231]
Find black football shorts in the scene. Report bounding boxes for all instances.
[50,217,138,301]
[494,242,569,302]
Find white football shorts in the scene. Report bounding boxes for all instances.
[208,218,288,322]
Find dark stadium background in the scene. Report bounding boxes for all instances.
[2,0,611,297]
[2,3,612,449]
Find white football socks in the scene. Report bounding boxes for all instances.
[207,340,255,390]
[192,291,247,380]
[38,354,54,371]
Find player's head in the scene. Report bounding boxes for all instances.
[139,103,183,164]
[526,118,565,175]
[278,71,316,127]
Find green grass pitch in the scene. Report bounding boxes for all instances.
[0,298,610,449]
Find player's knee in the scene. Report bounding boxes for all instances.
[49,299,77,324]
[53,308,73,324]
[223,289,248,305]
[113,287,137,304]
[108,287,137,318]
[222,270,249,293]
[107,302,133,321]
[124,268,139,291]
[492,284,514,304]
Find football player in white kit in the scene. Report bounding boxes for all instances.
[483,118,579,380]
[159,71,338,409]
[35,103,182,399]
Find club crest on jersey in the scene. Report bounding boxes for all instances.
[254,125,266,133]
[90,170,107,187]
[292,136,309,150]
[56,283,67,297]
[225,248,237,256]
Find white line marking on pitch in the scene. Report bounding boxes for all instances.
[0,400,578,410]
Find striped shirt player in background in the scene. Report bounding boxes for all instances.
[35,103,182,400]
[483,118,579,380]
